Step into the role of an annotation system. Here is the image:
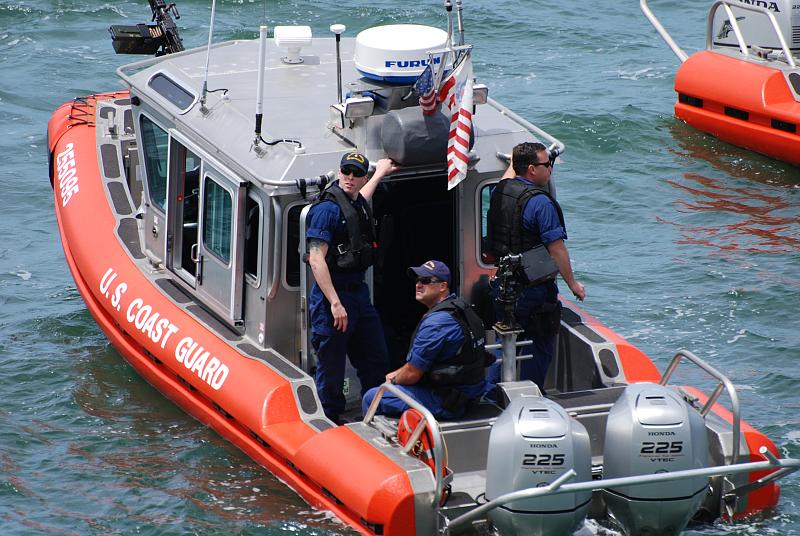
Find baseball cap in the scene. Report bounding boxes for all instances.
[408,260,451,284]
[340,151,369,176]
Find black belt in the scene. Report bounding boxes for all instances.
[334,281,365,292]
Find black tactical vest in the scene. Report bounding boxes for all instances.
[412,298,487,387]
[487,178,565,259]
[314,182,376,273]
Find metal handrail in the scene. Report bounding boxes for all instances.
[486,98,565,157]
[442,447,800,534]
[640,0,689,63]
[363,382,446,508]
[659,349,741,464]
[707,0,796,68]
[266,197,282,300]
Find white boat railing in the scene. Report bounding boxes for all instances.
[441,447,800,534]
[640,0,689,62]
[487,98,565,157]
[706,0,796,68]
[659,349,742,464]
[641,0,797,68]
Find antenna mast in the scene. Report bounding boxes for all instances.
[455,0,465,46]
[199,0,218,112]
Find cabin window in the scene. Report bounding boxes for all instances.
[140,115,169,211]
[244,194,262,283]
[478,182,497,265]
[203,177,232,264]
[148,73,195,111]
[285,204,305,288]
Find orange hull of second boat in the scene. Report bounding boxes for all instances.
[674,50,800,166]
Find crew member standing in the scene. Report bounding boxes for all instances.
[362,261,487,419]
[306,152,398,423]
[487,142,585,391]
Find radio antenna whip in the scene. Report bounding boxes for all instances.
[330,24,346,103]
[199,0,218,112]
[254,24,268,151]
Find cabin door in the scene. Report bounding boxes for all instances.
[195,166,246,326]
[166,140,202,287]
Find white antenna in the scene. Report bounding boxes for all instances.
[254,24,268,150]
[330,24,346,104]
[200,0,219,112]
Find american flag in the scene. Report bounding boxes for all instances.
[414,63,437,116]
[440,54,473,190]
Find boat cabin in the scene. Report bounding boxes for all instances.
[112,29,581,408]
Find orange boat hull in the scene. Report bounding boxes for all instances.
[48,91,783,532]
[48,93,416,535]
[674,50,800,166]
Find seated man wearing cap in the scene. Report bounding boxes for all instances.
[362,260,488,420]
[306,151,398,423]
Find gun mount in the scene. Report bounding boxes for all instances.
[109,0,184,56]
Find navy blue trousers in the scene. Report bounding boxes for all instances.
[310,283,389,420]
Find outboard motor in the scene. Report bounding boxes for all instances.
[486,396,592,535]
[603,383,710,536]
[711,0,800,53]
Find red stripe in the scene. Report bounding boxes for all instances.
[439,77,455,100]
[447,145,469,163]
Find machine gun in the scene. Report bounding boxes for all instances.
[493,254,523,332]
[492,254,528,383]
[109,1,184,56]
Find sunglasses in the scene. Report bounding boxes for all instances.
[530,160,553,168]
[415,277,442,285]
[340,165,367,178]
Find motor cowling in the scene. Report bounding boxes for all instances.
[711,0,800,52]
[603,383,710,536]
[486,396,592,536]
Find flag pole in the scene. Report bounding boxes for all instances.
[455,0,465,47]
[434,0,454,91]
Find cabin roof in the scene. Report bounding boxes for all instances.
[119,36,536,190]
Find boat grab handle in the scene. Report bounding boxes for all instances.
[707,1,796,68]
[363,382,446,509]
[659,349,741,465]
[486,98,565,157]
[266,197,282,301]
[640,0,689,63]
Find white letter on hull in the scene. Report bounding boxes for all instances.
[173,336,229,391]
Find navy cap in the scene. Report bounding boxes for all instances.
[340,151,369,175]
[408,260,451,284]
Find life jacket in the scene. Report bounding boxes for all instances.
[486,178,565,259]
[313,182,376,273]
[413,298,487,387]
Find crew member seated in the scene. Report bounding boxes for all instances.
[362,260,488,419]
